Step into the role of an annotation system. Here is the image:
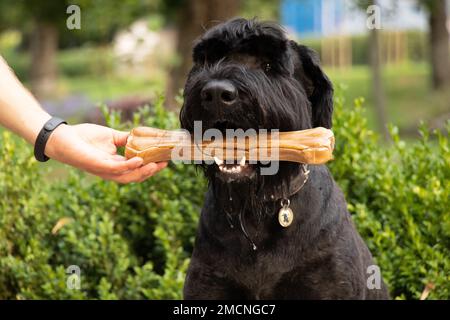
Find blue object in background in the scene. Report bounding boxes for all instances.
[281,0,429,37]
[281,0,322,36]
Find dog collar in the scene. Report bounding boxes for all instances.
[237,164,310,250]
[277,164,309,228]
[261,164,310,203]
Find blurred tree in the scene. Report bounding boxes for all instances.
[357,0,450,91]
[165,0,241,109]
[0,1,68,98]
[418,0,450,90]
[241,0,280,20]
[353,0,390,141]
[73,0,161,45]
[0,0,157,98]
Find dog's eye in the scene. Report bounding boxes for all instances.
[264,63,271,72]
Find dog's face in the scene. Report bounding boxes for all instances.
[180,18,333,204]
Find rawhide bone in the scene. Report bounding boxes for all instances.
[125,127,335,165]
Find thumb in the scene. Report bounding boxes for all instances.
[112,130,130,147]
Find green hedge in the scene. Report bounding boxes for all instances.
[0,92,448,299]
[329,91,449,299]
[0,98,204,299]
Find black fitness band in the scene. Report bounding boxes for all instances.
[34,117,67,162]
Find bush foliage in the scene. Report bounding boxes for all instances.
[0,93,448,299]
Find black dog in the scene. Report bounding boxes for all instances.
[180,18,389,299]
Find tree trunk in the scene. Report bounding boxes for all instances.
[428,0,450,90]
[165,0,240,110]
[369,20,389,141]
[29,22,59,99]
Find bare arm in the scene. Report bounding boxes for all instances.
[0,55,52,144]
[0,55,166,183]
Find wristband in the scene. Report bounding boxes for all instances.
[34,117,67,162]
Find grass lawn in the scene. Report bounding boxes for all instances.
[58,74,166,102]
[3,45,447,136]
[2,46,167,103]
[326,62,450,134]
[61,60,448,137]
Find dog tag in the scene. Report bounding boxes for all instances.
[278,199,293,227]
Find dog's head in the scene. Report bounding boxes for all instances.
[180,18,333,211]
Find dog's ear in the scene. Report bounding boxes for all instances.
[193,38,229,65]
[290,41,333,129]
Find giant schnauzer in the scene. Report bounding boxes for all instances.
[180,18,389,299]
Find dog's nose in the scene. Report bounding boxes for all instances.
[201,80,237,105]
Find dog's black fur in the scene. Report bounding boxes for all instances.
[180,18,389,299]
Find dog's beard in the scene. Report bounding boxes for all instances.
[180,63,311,216]
[207,162,302,217]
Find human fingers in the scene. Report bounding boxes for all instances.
[99,162,160,184]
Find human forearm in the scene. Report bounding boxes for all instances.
[0,55,167,182]
[0,55,51,144]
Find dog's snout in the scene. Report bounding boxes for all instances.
[201,80,237,105]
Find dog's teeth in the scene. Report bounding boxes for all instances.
[239,156,246,166]
[214,156,224,166]
[219,163,244,174]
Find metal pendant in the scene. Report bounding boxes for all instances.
[278,199,293,227]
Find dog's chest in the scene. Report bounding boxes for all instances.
[224,235,301,297]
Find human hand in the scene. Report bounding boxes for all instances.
[45,123,167,183]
